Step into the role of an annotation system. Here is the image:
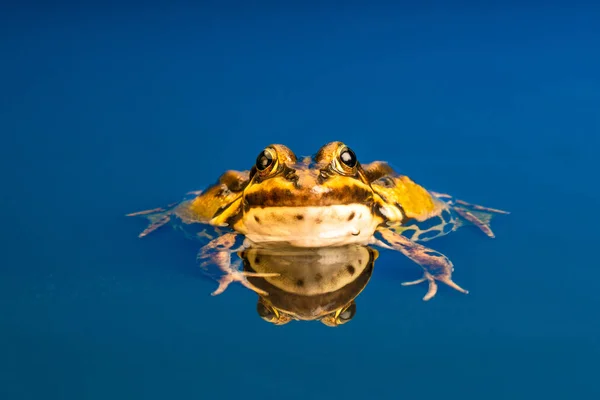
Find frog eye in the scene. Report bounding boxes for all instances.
[255,149,275,171]
[256,301,276,321]
[339,147,357,168]
[337,302,356,324]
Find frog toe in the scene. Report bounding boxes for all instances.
[455,199,510,215]
[402,272,468,301]
[210,266,279,296]
[126,202,179,238]
[137,214,171,238]
[433,192,508,238]
[453,208,496,238]
[401,276,438,301]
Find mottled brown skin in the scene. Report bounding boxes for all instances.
[242,244,376,326]
[208,143,387,231]
[129,141,508,301]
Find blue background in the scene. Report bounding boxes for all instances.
[1,2,599,399]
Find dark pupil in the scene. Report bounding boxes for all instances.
[256,150,273,171]
[339,303,356,321]
[339,309,352,320]
[257,302,274,319]
[340,149,357,168]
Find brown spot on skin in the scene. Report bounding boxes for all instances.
[296,279,304,287]
[295,214,304,220]
[254,215,261,223]
[315,218,323,224]
[255,257,261,264]
[244,185,373,207]
[347,211,355,221]
[346,264,356,275]
[358,259,362,265]
[314,273,323,282]
[270,212,287,222]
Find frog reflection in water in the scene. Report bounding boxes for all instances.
[240,244,376,326]
[128,142,508,301]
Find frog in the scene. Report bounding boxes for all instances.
[128,141,508,300]
[239,244,376,326]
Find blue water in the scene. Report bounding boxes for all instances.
[2,3,599,399]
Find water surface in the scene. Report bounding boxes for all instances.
[1,3,599,399]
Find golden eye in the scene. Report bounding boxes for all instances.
[256,302,276,322]
[337,302,356,324]
[339,147,357,168]
[255,149,275,171]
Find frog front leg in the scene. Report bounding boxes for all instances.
[197,232,279,296]
[373,227,469,301]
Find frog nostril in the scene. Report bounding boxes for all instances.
[285,170,299,182]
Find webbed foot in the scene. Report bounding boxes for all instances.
[126,202,179,238]
[127,190,208,238]
[375,228,468,301]
[209,258,279,296]
[401,270,468,301]
[432,191,509,238]
[197,233,279,296]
